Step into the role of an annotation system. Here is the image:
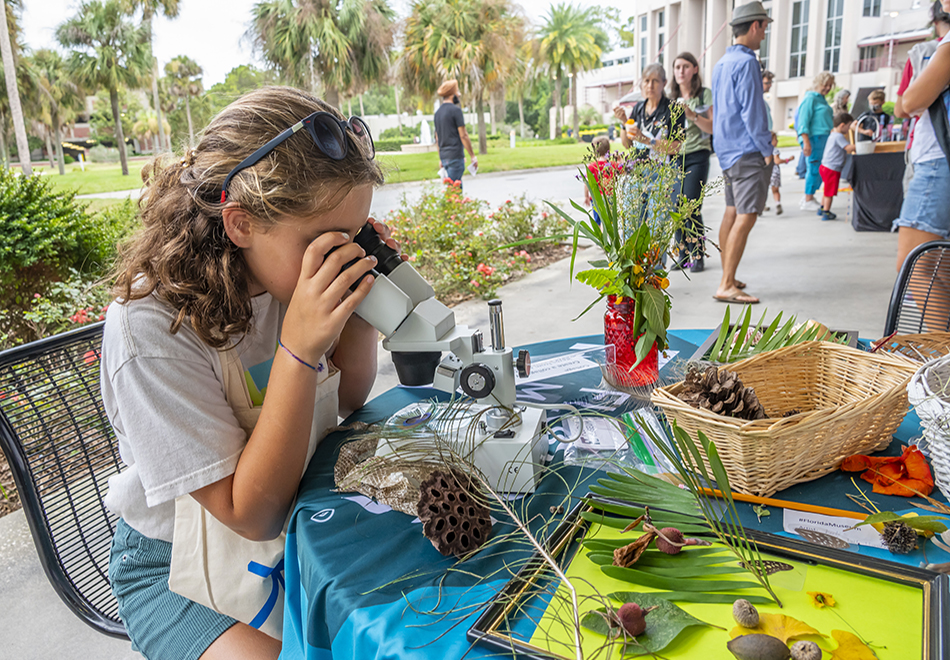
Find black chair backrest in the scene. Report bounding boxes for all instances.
[0,322,127,638]
[885,240,950,336]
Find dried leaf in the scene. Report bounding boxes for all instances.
[582,592,716,655]
[730,612,827,644]
[613,532,657,567]
[828,630,877,659]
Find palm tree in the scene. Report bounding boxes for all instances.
[27,49,83,175]
[508,39,542,139]
[401,0,523,154]
[121,0,180,155]
[249,0,395,109]
[57,0,151,176]
[538,2,607,142]
[0,0,30,175]
[165,55,202,147]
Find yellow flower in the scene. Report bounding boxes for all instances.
[658,277,669,289]
[807,591,836,609]
[633,264,643,274]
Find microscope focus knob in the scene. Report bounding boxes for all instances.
[516,350,530,378]
[460,363,495,399]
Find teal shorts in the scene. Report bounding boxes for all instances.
[109,518,237,660]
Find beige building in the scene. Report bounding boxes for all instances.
[578,0,934,132]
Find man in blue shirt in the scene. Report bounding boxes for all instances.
[711,1,773,305]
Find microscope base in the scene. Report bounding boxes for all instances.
[375,404,548,493]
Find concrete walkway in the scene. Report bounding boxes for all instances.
[4,155,901,658]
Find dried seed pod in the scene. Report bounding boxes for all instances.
[790,640,822,660]
[732,598,760,628]
[656,527,685,555]
[617,602,646,636]
[727,634,791,660]
[416,470,492,557]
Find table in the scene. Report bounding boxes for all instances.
[278,330,940,660]
[848,150,905,232]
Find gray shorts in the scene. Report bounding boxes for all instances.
[723,152,771,215]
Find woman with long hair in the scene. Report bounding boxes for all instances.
[668,52,713,272]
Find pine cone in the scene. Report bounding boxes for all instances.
[416,470,492,558]
[679,365,767,420]
[881,521,918,554]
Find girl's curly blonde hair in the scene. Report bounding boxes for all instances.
[112,86,384,348]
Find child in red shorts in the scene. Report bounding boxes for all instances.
[584,136,621,225]
[818,112,856,220]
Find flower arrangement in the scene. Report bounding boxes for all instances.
[546,147,705,376]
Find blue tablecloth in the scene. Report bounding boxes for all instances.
[278,330,939,660]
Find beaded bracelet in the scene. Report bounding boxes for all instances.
[277,338,324,372]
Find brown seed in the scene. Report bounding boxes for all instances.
[617,602,646,636]
[656,527,685,554]
[727,634,791,660]
[732,598,760,628]
[790,641,822,660]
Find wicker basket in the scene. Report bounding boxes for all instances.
[876,332,950,363]
[907,354,950,499]
[651,341,917,497]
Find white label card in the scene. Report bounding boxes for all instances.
[783,509,886,549]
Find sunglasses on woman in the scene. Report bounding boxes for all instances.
[220,112,375,203]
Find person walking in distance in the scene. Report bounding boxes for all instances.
[710,1,773,304]
[433,79,476,187]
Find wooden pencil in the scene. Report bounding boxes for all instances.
[699,487,868,521]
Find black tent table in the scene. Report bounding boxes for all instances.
[848,147,905,232]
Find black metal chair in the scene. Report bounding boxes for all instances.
[0,322,127,638]
[885,240,950,336]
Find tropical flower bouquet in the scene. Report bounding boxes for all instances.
[547,149,705,389]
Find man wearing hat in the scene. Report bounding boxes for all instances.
[711,0,773,305]
[433,79,477,186]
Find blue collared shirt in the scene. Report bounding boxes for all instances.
[712,44,773,170]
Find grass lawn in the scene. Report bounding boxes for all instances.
[40,161,147,196]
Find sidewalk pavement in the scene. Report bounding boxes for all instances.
[4,154,900,658]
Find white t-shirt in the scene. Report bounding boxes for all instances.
[101,292,287,542]
[910,34,950,165]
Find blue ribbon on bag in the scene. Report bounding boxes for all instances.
[247,558,285,629]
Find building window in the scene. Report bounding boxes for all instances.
[824,0,844,72]
[760,8,772,72]
[863,0,881,17]
[640,15,648,67]
[789,0,809,78]
[857,45,880,72]
[657,10,666,66]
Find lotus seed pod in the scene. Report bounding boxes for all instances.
[656,527,685,554]
[732,598,760,628]
[617,602,646,636]
[790,641,822,660]
[727,634,791,660]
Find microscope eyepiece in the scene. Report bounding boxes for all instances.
[354,222,403,276]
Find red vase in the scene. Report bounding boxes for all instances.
[603,294,659,387]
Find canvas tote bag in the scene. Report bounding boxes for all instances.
[168,344,339,639]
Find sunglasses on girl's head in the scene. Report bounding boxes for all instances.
[220,112,375,203]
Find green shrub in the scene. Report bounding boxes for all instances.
[0,172,136,346]
[491,195,569,254]
[375,137,416,152]
[88,144,120,163]
[385,182,536,299]
[63,154,75,164]
[380,124,421,139]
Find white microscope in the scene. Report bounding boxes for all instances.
[348,223,548,493]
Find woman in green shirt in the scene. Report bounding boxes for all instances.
[669,52,713,272]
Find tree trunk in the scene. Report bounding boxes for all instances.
[0,114,8,168]
[147,14,166,155]
[347,96,352,116]
[44,130,54,167]
[110,86,130,176]
[359,93,365,116]
[489,88,497,135]
[325,86,340,110]
[572,70,581,143]
[394,85,402,135]
[518,96,525,139]
[185,94,195,147]
[53,112,65,176]
[0,0,30,176]
[553,75,562,139]
[475,93,487,155]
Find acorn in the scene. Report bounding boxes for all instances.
[656,527,685,554]
[727,634,791,660]
[732,598,760,628]
[617,602,647,636]
[790,640,822,660]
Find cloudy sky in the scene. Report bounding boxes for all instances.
[24,0,632,87]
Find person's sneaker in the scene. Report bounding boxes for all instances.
[776,203,783,215]
[764,205,770,212]
[800,198,821,212]
[817,209,837,220]
[689,256,705,273]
